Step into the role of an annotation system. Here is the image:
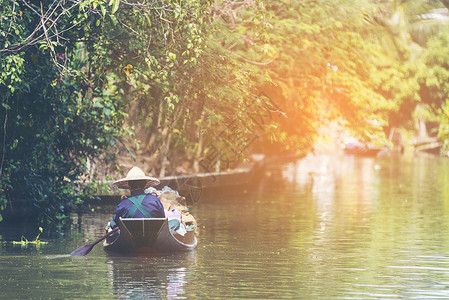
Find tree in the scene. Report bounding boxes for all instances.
[0,0,131,223]
[216,0,396,150]
[362,0,449,130]
[416,30,449,149]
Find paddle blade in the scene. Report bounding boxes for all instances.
[70,243,95,256]
[70,227,118,256]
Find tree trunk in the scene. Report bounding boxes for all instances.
[159,131,173,177]
[193,111,206,173]
[158,100,186,176]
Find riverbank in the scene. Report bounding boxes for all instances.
[97,158,265,204]
[95,153,304,205]
[1,154,303,222]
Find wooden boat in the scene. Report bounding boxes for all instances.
[415,142,443,155]
[343,137,384,157]
[343,146,383,157]
[103,217,197,253]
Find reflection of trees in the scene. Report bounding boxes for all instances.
[71,209,115,240]
[283,154,449,296]
[106,252,196,299]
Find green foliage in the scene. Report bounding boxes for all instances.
[371,59,421,129]
[3,0,449,225]
[220,0,395,152]
[420,30,449,151]
[0,0,128,223]
[361,0,449,131]
[438,99,449,151]
[417,30,449,108]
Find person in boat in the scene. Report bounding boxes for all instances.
[107,166,165,230]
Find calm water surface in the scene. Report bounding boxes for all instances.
[2,154,449,299]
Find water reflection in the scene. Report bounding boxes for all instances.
[106,252,196,299]
[279,153,449,298]
[2,154,449,298]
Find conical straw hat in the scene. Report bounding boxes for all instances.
[113,166,160,189]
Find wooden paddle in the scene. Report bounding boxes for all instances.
[71,227,119,256]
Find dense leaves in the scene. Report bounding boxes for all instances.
[3,0,449,223]
[0,0,128,223]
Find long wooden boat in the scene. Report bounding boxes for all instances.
[343,146,383,157]
[103,217,197,253]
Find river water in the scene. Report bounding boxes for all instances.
[2,153,449,299]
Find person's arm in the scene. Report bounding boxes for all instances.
[156,197,166,218]
[111,199,130,228]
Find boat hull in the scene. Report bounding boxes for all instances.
[103,217,197,254]
[343,147,383,157]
